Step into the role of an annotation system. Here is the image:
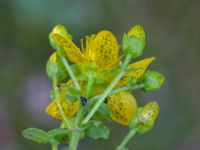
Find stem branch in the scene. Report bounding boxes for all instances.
[60,56,81,91]
[116,129,136,150]
[53,81,72,130]
[91,84,144,101]
[82,54,132,124]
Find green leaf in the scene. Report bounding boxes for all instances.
[125,76,137,87]
[86,121,110,140]
[22,128,51,144]
[94,103,111,120]
[48,128,68,142]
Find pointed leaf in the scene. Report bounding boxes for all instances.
[86,121,110,140]
[22,128,51,144]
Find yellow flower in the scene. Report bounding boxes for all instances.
[47,25,156,124]
[107,92,137,125]
[50,27,120,71]
[45,82,80,119]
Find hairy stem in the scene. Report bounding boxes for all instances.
[53,81,72,130]
[82,54,132,124]
[116,129,136,150]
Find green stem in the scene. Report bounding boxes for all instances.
[82,54,132,124]
[68,74,93,150]
[91,84,144,101]
[86,74,94,98]
[53,81,72,130]
[69,128,81,150]
[51,143,58,150]
[69,107,84,150]
[116,129,137,150]
[60,56,81,91]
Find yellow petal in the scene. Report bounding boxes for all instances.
[126,57,155,78]
[45,87,80,119]
[140,101,159,124]
[84,30,119,70]
[107,92,137,126]
[49,52,58,63]
[117,57,155,87]
[50,33,85,64]
[128,25,145,40]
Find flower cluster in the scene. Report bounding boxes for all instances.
[22,24,164,150]
[46,24,163,125]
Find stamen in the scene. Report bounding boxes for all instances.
[80,38,84,53]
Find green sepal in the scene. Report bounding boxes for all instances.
[125,76,137,87]
[122,33,145,58]
[64,88,82,102]
[50,90,55,100]
[46,52,68,83]
[22,128,52,144]
[86,121,110,140]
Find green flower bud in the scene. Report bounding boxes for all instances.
[46,52,68,83]
[122,25,145,58]
[130,101,159,134]
[140,70,164,92]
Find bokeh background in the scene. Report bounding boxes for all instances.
[0,0,200,150]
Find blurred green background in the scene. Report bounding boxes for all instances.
[0,0,199,150]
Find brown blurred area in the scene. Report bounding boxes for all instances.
[0,0,200,150]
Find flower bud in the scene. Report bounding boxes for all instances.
[130,101,159,134]
[49,25,73,56]
[122,25,145,58]
[51,24,72,40]
[140,70,164,92]
[46,52,68,83]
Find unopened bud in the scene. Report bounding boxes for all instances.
[122,25,145,58]
[141,70,164,92]
[130,101,159,134]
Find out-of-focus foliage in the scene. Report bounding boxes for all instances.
[0,0,200,150]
